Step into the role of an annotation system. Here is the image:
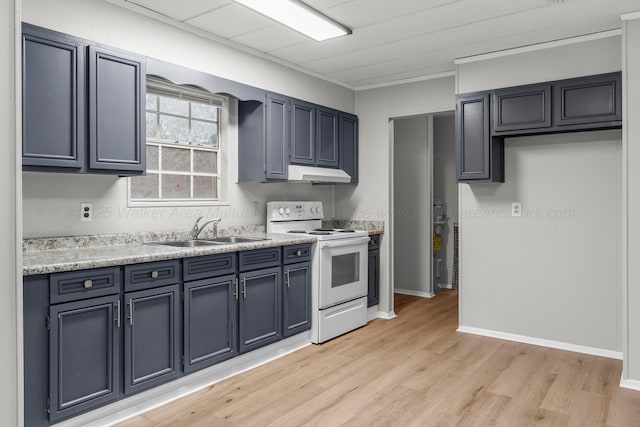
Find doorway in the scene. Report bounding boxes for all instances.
[391,112,457,297]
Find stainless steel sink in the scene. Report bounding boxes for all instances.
[147,240,224,248]
[203,236,270,243]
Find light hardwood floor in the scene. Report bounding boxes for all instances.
[117,291,640,426]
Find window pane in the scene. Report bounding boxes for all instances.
[146,94,157,111]
[159,115,189,142]
[131,173,159,199]
[192,121,218,147]
[159,96,189,116]
[146,113,157,139]
[194,176,217,199]
[146,145,159,170]
[162,147,190,172]
[191,103,218,121]
[194,150,217,174]
[162,174,190,199]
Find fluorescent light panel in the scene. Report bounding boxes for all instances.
[233,0,351,42]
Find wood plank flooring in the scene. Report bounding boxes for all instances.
[117,291,640,426]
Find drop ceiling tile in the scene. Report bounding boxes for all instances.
[231,25,310,53]
[185,3,272,39]
[303,0,356,11]
[126,0,231,22]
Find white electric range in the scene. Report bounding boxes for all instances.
[266,201,369,343]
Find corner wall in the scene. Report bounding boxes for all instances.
[622,13,640,385]
[457,36,623,353]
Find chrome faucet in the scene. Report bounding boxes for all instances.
[191,216,222,240]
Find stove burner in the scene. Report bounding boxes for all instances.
[309,231,331,235]
[287,230,308,234]
[314,228,335,232]
[337,229,355,233]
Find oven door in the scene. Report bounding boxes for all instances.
[318,236,369,309]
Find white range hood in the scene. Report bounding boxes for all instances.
[287,165,351,184]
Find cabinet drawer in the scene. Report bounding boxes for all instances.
[368,234,381,250]
[239,247,281,272]
[283,244,312,264]
[124,260,180,292]
[184,253,237,282]
[50,266,121,304]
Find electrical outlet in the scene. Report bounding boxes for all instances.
[81,203,93,222]
[512,202,522,217]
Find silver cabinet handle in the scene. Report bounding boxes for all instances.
[151,270,159,279]
[285,270,290,288]
[296,250,302,256]
[234,278,239,300]
[241,277,247,299]
[128,299,133,325]
[115,300,121,328]
[83,279,93,289]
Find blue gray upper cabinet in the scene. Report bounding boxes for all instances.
[339,112,358,183]
[456,93,504,182]
[21,23,145,176]
[553,72,622,127]
[22,24,85,170]
[290,99,316,166]
[265,92,290,179]
[88,46,145,174]
[492,84,551,133]
[316,106,340,168]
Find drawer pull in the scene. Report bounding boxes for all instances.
[83,279,93,289]
[151,270,159,279]
[296,250,302,256]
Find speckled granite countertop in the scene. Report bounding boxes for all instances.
[23,222,384,276]
[23,234,316,276]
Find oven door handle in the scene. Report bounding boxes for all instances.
[320,236,370,249]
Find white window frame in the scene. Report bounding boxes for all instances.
[128,78,229,207]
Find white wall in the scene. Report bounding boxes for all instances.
[2,0,19,425]
[335,76,456,314]
[393,116,431,295]
[457,36,623,352]
[433,114,457,288]
[622,14,640,383]
[21,0,356,238]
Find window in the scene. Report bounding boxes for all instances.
[129,78,226,206]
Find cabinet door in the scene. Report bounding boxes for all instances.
[456,93,503,182]
[184,275,238,374]
[22,24,85,170]
[553,72,622,127]
[316,106,339,168]
[265,93,289,179]
[49,295,120,422]
[367,250,380,307]
[239,267,282,353]
[124,285,180,395]
[88,46,145,174]
[493,84,551,132]
[283,262,311,337]
[290,99,316,166]
[339,112,358,183]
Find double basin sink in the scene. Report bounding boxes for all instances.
[149,236,269,248]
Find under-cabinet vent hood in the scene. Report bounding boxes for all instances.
[287,165,351,183]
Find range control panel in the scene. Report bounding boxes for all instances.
[266,201,323,221]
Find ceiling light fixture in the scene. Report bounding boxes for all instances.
[233,0,351,42]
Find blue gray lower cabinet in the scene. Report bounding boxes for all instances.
[23,243,312,426]
[183,274,238,373]
[49,294,120,423]
[283,262,311,337]
[124,285,181,395]
[239,266,282,353]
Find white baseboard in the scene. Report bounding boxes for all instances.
[367,305,397,321]
[437,283,455,290]
[58,334,311,427]
[620,376,640,391]
[457,326,623,360]
[395,288,435,298]
[377,310,397,320]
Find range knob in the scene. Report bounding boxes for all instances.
[285,207,291,215]
[278,207,285,216]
